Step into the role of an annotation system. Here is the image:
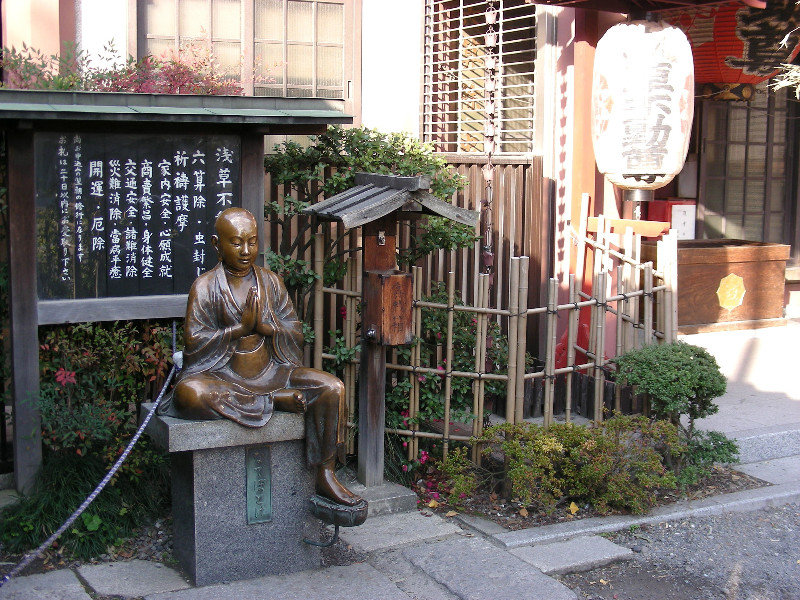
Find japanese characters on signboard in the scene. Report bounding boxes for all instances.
[591,20,694,191]
[35,133,241,300]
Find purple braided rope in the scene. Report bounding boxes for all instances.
[0,365,176,588]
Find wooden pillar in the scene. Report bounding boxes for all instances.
[241,131,266,267]
[7,128,42,493]
[357,216,397,487]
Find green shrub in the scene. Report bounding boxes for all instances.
[0,320,174,559]
[614,342,737,485]
[480,414,682,514]
[436,446,478,507]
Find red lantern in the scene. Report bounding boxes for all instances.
[592,20,694,191]
[666,1,800,85]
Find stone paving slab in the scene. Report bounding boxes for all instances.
[77,560,191,598]
[145,563,410,600]
[403,536,577,600]
[510,535,633,575]
[0,569,91,600]
[454,513,507,536]
[336,509,461,552]
[733,454,800,485]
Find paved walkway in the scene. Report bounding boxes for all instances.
[2,324,800,600]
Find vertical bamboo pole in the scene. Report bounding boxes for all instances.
[475,274,490,439]
[644,263,654,346]
[505,257,520,424]
[543,278,558,427]
[408,266,420,461]
[514,257,529,424]
[565,274,578,423]
[575,193,590,290]
[622,227,634,354]
[666,231,678,342]
[615,265,624,412]
[593,272,607,422]
[412,266,424,459]
[656,239,665,340]
[471,273,487,462]
[313,232,325,369]
[632,234,642,349]
[441,270,456,459]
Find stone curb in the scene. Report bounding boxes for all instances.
[484,481,800,549]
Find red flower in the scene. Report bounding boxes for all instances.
[55,367,76,387]
[339,305,347,320]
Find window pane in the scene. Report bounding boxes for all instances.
[145,38,175,59]
[742,214,763,241]
[287,44,312,86]
[212,41,241,79]
[705,143,725,177]
[179,0,209,38]
[745,180,764,213]
[773,107,786,143]
[727,179,744,213]
[317,88,344,99]
[255,0,283,40]
[704,179,724,213]
[704,214,724,239]
[287,1,313,43]
[212,0,241,40]
[726,144,745,177]
[146,0,176,37]
[748,109,767,144]
[705,105,727,140]
[317,3,343,44]
[746,145,765,178]
[728,107,747,142]
[726,217,744,240]
[287,87,314,97]
[772,143,785,178]
[770,180,785,212]
[767,213,784,243]
[317,46,343,87]
[255,42,284,85]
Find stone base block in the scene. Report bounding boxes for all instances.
[172,440,320,586]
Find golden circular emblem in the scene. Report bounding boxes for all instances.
[716,273,745,311]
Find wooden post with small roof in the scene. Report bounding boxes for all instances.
[304,172,478,487]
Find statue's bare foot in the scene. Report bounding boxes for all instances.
[316,464,362,506]
[273,390,306,413]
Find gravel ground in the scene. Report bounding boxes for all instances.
[561,502,800,600]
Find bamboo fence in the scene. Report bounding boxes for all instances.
[310,216,679,461]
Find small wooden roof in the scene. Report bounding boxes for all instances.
[304,173,479,230]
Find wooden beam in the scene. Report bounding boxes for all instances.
[7,128,41,493]
[587,217,670,237]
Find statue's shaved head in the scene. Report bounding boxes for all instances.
[215,207,256,235]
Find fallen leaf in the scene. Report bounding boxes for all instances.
[600,579,609,585]
[428,499,439,508]
[445,510,458,517]
[489,492,498,501]
[519,507,529,517]
[569,501,579,515]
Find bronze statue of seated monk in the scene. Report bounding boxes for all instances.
[162,207,361,508]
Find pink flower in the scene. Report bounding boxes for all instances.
[430,491,440,499]
[418,375,427,383]
[55,367,76,387]
[339,305,347,320]
[436,332,442,340]
[419,450,429,464]
[402,441,408,448]
[402,464,408,472]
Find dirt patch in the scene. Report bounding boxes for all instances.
[416,465,768,531]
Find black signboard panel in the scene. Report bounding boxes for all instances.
[34,133,241,300]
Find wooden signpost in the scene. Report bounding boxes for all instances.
[0,90,350,492]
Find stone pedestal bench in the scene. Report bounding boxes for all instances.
[142,405,320,586]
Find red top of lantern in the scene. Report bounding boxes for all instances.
[667,1,800,84]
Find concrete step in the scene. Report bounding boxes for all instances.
[732,454,800,486]
[732,423,800,464]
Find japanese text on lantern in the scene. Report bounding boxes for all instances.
[34,133,241,300]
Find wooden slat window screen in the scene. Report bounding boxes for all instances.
[139,0,347,99]
[422,0,536,154]
[698,86,789,243]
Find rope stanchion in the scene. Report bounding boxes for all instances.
[0,365,177,588]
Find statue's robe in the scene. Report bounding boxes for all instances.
[164,262,303,426]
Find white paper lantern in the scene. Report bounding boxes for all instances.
[592,20,694,191]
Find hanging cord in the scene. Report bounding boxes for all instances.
[0,360,178,588]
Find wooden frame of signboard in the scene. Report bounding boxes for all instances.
[1,90,351,492]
